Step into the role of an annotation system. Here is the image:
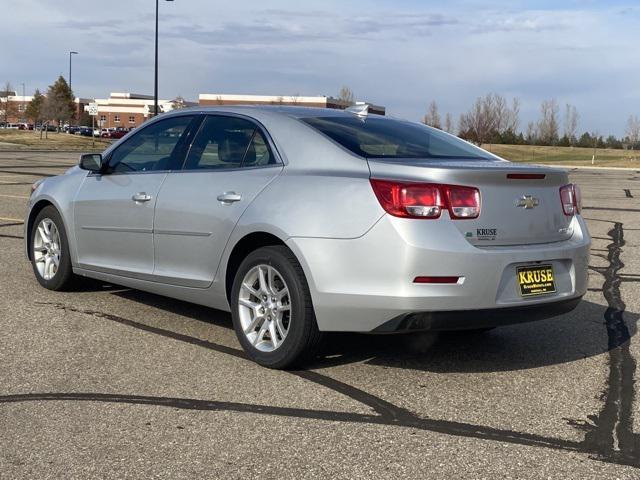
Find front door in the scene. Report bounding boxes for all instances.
[73,114,197,277]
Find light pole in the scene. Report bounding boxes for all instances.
[69,51,78,126]
[69,51,78,92]
[154,0,173,117]
[21,83,25,123]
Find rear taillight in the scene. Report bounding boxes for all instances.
[573,183,582,213]
[560,184,581,215]
[370,179,480,220]
[444,185,481,219]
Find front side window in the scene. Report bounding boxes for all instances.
[184,115,276,170]
[108,115,194,173]
[301,116,494,161]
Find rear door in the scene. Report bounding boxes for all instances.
[73,114,197,276]
[152,114,282,287]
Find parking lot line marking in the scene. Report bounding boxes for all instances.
[0,193,29,199]
[0,217,23,223]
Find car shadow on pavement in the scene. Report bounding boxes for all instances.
[314,300,638,373]
[104,285,635,373]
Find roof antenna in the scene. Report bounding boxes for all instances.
[345,103,369,119]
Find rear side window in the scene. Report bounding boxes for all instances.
[184,116,276,170]
[301,116,493,161]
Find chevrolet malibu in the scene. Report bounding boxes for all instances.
[26,106,591,368]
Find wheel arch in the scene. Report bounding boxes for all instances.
[224,231,292,303]
[26,199,57,260]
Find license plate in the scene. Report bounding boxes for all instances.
[516,264,556,297]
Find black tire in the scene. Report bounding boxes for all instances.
[29,206,76,291]
[230,245,323,369]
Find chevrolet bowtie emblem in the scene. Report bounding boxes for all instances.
[516,195,539,209]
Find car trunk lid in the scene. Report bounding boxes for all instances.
[367,159,573,246]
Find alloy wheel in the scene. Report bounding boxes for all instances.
[33,218,61,281]
[238,264,291,352]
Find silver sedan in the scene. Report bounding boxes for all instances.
[25,106,591,368]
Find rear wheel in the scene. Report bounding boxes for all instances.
[230,246,323,369]
[30,206,76,291]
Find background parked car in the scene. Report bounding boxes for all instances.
[109,128,128,139]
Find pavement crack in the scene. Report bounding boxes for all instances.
[579,222,640,466]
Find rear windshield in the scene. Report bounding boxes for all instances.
[301,116,494,161]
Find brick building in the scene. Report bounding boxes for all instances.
[198,94,386,115]
[88,92,195,129]
[0,90,32,124]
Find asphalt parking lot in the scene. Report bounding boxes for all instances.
[0,151,639,479]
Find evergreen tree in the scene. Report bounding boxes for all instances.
[25,89,45,126]
[42,76,75,129]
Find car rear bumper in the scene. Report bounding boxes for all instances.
[287,214,591,332]
[372,296,582,332]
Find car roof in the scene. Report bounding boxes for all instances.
[163,104,384,120]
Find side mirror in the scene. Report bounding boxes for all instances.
[79,153,103,172]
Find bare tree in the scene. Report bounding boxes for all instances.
[444,112,454,134]
[503,97,520,133]
[423,100,442,129]
[626,115,640,149]
[0,81,17,125]
[337,86,355,106]
[564,104,579,145]
[526,121,537,144]
[537,99,560,145]
[458,93,505,144]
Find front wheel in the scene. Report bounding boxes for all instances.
[230,246,323,369]
[30,206,76,291]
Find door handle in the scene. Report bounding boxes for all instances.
[132,192,152,202]
[217,192,242,204]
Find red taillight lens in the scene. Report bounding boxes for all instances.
[444,185,481,219]
[560,184,581,215]
[414,276,460,284]
[506,173,546,180]
[573,183,582,213]
[370,179,443,218]
[370,179,480,220]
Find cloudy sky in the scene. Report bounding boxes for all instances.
[2,0,639,135]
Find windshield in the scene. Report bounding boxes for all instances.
[301,116,494,161]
